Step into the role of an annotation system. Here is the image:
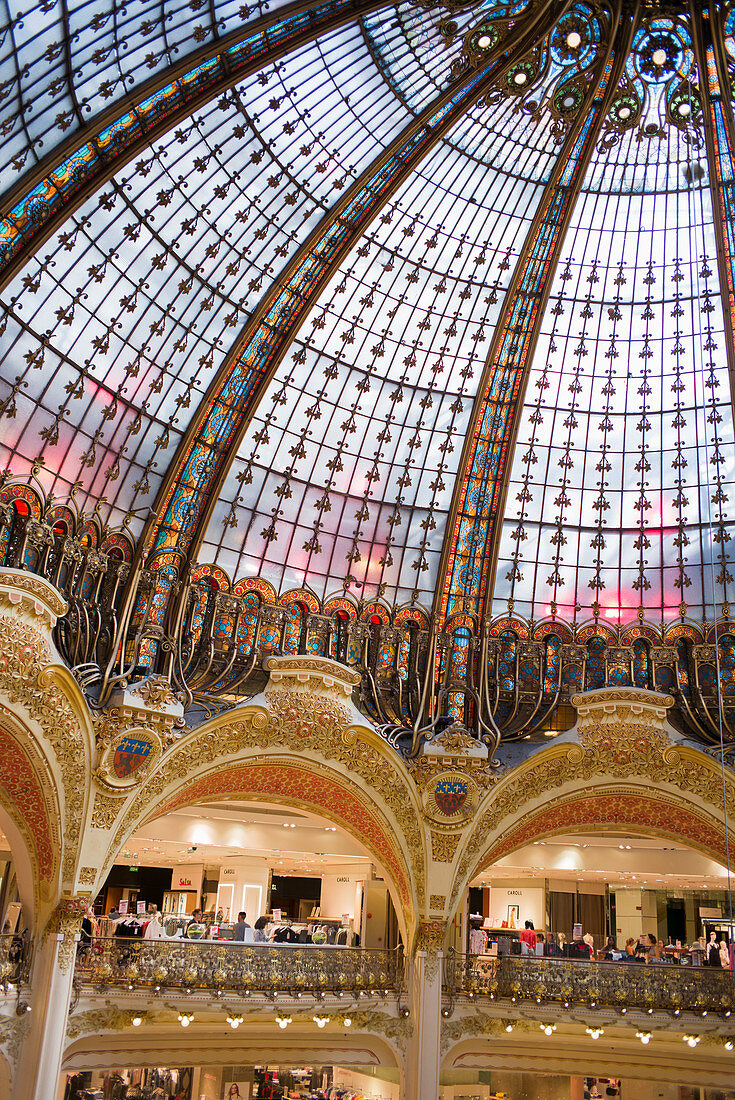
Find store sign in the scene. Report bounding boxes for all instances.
[172,864,203,892]
[700,906,722,918]
[221,867,236,877]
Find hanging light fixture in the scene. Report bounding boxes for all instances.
[275,1015,292,1029]
[313,1014,330,1028]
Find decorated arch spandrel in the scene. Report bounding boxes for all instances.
[0,569,94,927]
[448,687,735,913]
[101,657,425,941]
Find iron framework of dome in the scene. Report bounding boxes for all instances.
[2,0,735,755]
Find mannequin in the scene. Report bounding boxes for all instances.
[707,931,721,966]
[720,938,731,969]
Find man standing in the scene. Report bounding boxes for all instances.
[234,912,251,941]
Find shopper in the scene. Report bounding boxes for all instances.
[520,920,537,954]
[253,915,269,942]
[544,932,562,957]
[185,908,205,939]
[234,912,251,941]
[622,937,637,960]
[598,935,617,960]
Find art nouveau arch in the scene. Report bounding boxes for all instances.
[96,658,425,944]
[0,714,60,927]
[62,1020,404,1084]
[0,570,95,927]
[447,688,735,917]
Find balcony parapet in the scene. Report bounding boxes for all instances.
[75,940,404,998]
[443,954,735,1014]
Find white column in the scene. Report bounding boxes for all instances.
[404,950,443,1100]
[12,908,79,1100]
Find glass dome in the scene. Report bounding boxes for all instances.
[1,0,734,643]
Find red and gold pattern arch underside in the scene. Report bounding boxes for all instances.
[0,723,58,884]
[146,761,412,906]
[480,792,734,871]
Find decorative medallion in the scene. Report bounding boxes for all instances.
[113,735,153,779]
[96,729,161,790]
[423,771,478,826]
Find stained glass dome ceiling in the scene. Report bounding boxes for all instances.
[1,0,735,631]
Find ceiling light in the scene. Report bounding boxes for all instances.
[178,1013,194,1028]
[725,1040,734,1051]
[566,31,581,48]
[313,1015,330,1028]
[132,1016,142,1027]
[505,1023,513,1032]
[586,1027,604,1040]
[343,1017,352,1027]
[636,1031,651,1045]
[276,1015,292,1029]
[540,1023,556,1036]
[683,1034,700,1048]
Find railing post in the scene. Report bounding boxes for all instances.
[12,902,81,1100]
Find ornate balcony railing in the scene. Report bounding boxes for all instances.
[3,480,735,757]
[0,933,30,989]
[443,954,735,1014]
[75,939,404,996]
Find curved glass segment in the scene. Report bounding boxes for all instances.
[0,21,412,533]
[0,0,303,186]
[199,88,564,603]
[494,125,735,624]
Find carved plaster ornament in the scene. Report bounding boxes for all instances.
[104,682,425,913]
[0,569,87,892]
[45,897,89,973]
[452,686,735,907]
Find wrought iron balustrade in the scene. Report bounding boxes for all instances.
[75,939,404,996]
[3,485,735,756]
[0,932,30,989]
[443,954,735,1014]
